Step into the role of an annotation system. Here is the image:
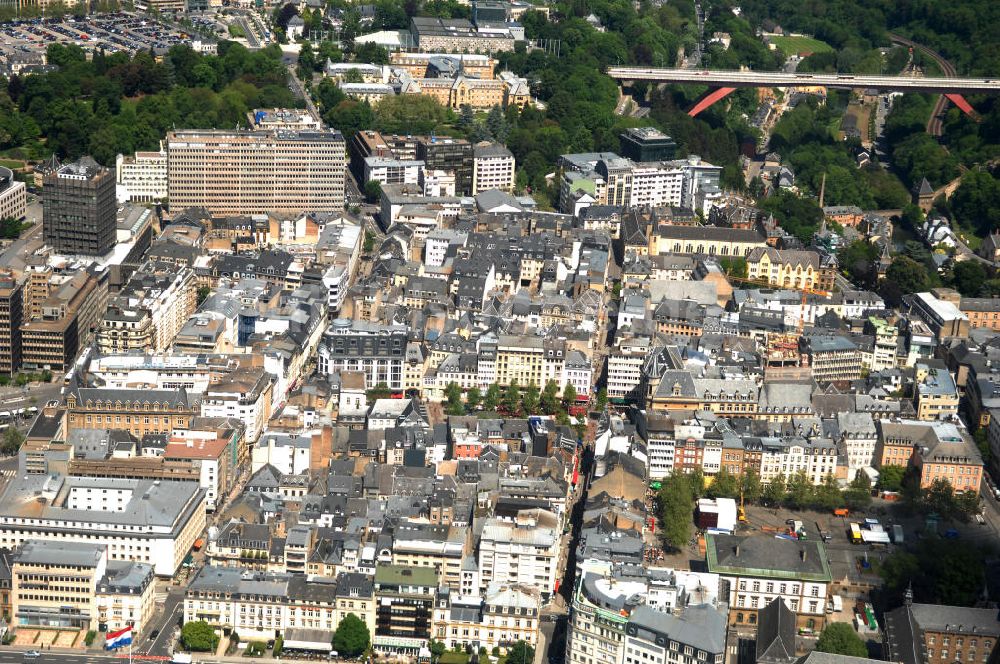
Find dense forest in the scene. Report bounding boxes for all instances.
[0,41,299,165]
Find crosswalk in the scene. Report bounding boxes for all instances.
[0,469,16,479]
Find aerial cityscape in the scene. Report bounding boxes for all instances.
[0,0,998,663]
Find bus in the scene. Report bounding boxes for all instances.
[849,523,863,544]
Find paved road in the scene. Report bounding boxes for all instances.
[606,67,1000,93]
[143,588,186,658]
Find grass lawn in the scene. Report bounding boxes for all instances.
[0,159,25,170]
[440,653,470,664]
[769,35,834,58]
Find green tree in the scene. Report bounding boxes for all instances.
[522,384,540,415]
[974,428,990,462]
[366,381,391,404]
[843,474,872,511]
[486,105,510,144]
[181,621,219,652]
[741,469,763,504]
[815,622,868,657]
[951,261,987,297]
[363,179,382,203]
[837,240,879,288]
[719,256,748,279]
[881,256,931,306]
[196,286,211,305]
[950,170,1000,236]
[784,471,813,510]
[763,474,787,507]
[507,641,535,664]
[595,388,608,411]
[444,382,464,416]
[707,467,740,499]
[429,640,447,662]
[658,472,697,551]
[541,379,561,415]
[0,426,24,455]
[483,383,501,412]
[374,94,449,135]
[562,383,578,407]
[466,387,482,412]
[502,381,521,415]
[332,613,370,658]
[877,465,906,493]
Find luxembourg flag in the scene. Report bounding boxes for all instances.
[105,626,134,650]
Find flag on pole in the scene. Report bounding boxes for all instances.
[105,626,134,650]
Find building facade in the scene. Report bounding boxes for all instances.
[43,157,117,256]
[167,129,346,216]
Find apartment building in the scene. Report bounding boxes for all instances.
[0,273,23,375]
[164,419,245,513]
[97,261,198,354]
[884,601,1000,664]
[21,269,106,371]
[478,512,560,599]
[43,157,117,257]
[391,522,465,590]
[431,585,541,653]
[864,317,899,371]
[373,564,437,656]
[115,146,168,203]
[94,559,157,635]
[199,367,274,444]
[706,533,832,631]
[835,412,878,473]
[758,437,839,485]
[494,334,565,388]
[566,563,726,664]
[185,567,376,641]
[0,475,205,576]
[959,298,1000,332]
[12,541,107,631]
[65,386,200,438]
[800,336,863,383]
[166,129,346,216]
[914,362,960,421]
[247,108,323,131]
[318,319,409,391]
[877,420,983,493]
[472,142,516,194]
[0,166,26,221]
[746,247,833,291]
[608,336,653,402]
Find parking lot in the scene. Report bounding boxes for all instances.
[0,13,213,63]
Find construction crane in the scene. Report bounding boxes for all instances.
[723,274,831,335]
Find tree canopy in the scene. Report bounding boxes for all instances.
[181,621,219,652]
[816,623,868,658]
[332,613,370,658]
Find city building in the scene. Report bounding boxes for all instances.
[409,17,516,53]
[20,269,106,371]
[0,273,23,375]
[43,157,117,257]
[65,385,200,438]
[0,475,205,576]
[184,567,376,642]
[115,146,168,203]
[746,247,832,291]
[11,540,108,631]
[415,137,474,195]
[199,368,275,444]
[318,320,410,391]
[705,533,832,631]
[0,166,26,222]
[884,599,1000,664]
[166,129,346,216]
[373,564,438,656]
[478,511,560,599]
[619,127,677,162]
[472,142,516,195]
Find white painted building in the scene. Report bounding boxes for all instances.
[478,513,560,598]
[115,146,168,203]
[472,142,516,195]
